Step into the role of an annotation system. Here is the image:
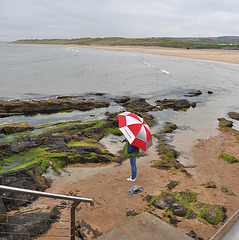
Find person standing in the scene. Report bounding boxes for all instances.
[123,139,139,181]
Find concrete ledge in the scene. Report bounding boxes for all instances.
[95,212,192,240]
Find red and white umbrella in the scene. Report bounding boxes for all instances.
[118,112,152,151]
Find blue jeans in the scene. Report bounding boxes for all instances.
[129,156,137,180]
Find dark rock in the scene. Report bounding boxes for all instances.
[218,118,233,128]
[167,181,179,190]
[114,96,131,104]
[200,204,227,225]
[156,99,196,111]
[117,98,154,112]
[0,123,34,135]
[152,198,168,210]
[0,98,109,115]
[170,203,188,217]
[201,182,217,188]
[168,215,181,226]
[126,210,138,217]
[6,206,60,240]
[208,91,213,94]
[143,194,153,203]
[221,186,236,196]
[186,209,197,219]
[69,146,102,154]
[184,90,202,97]
[228,112,239,120]
[0,163,48,211]
[76,219,102,240]
[187,230,204,240]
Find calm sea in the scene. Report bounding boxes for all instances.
[0,43,239,163]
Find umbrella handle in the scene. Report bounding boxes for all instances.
[122,138,127,143]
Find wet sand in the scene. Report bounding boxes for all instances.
[36,128,239,240]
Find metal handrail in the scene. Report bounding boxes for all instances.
[210,209,239,240]
[0,184,94,240]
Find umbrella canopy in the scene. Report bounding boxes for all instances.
[118,112,152,151]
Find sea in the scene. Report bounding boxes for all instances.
[0,43,239,165]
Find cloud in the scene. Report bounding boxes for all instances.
[0,0,239,41]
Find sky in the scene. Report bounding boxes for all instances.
[1,0,239,41]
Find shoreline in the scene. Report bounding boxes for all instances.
[14,43,239,64]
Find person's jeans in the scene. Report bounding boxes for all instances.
[129,156,137,180]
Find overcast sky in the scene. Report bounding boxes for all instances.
[1,0,239,41]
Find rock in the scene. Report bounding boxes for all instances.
[221,186,236,196]
[152,198,168,210]
[167,181,179,190]
[0,123,34,134]
[170,203,189,217]
[69,146,102,154]
[201,182,217,188]
[228,111,239,120]
[168,215,181,226]
[76,219,102,240]
[208,91,213,94]
[187,230,204,240]
[218,118,233,128]
[186,209,197,219]
[0,163,48,211]
[200,204,227,225]
[114,96,131,104]
[152,193,176,210]
[156,99,196,111]
[117,98,154,112]
[143,194,153,203]
[161,122,177,133]
[0,98,109,115]
[184,90,202,97]
[126,210,138,217]
[6,206,60,240]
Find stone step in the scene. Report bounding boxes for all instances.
[95,212,192,240]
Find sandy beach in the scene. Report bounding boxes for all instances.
[78,45,239,64]
[28,45,239,240]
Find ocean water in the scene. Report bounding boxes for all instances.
[0,43,239,164]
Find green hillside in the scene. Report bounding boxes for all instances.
[12,36,239,49]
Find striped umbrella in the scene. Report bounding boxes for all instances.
[118,112,152,151]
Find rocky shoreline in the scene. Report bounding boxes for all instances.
[0,93,238,239]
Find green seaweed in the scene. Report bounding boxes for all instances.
[219,154,238,163]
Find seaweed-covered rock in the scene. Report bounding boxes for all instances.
[116,97,154,112]
[161,122,177,133]
[228,112,239,120]
[0,123,34,134]
[218,118,233,128]
[200,204,227,225]
[156,99,196,111]
[221,186,236,196]
[170,203,189,217]
[167,181,179,190]
[0,98,109,115]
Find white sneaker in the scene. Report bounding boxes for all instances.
[126,177,136,182]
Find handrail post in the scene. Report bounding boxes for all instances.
[71,201,80,240]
